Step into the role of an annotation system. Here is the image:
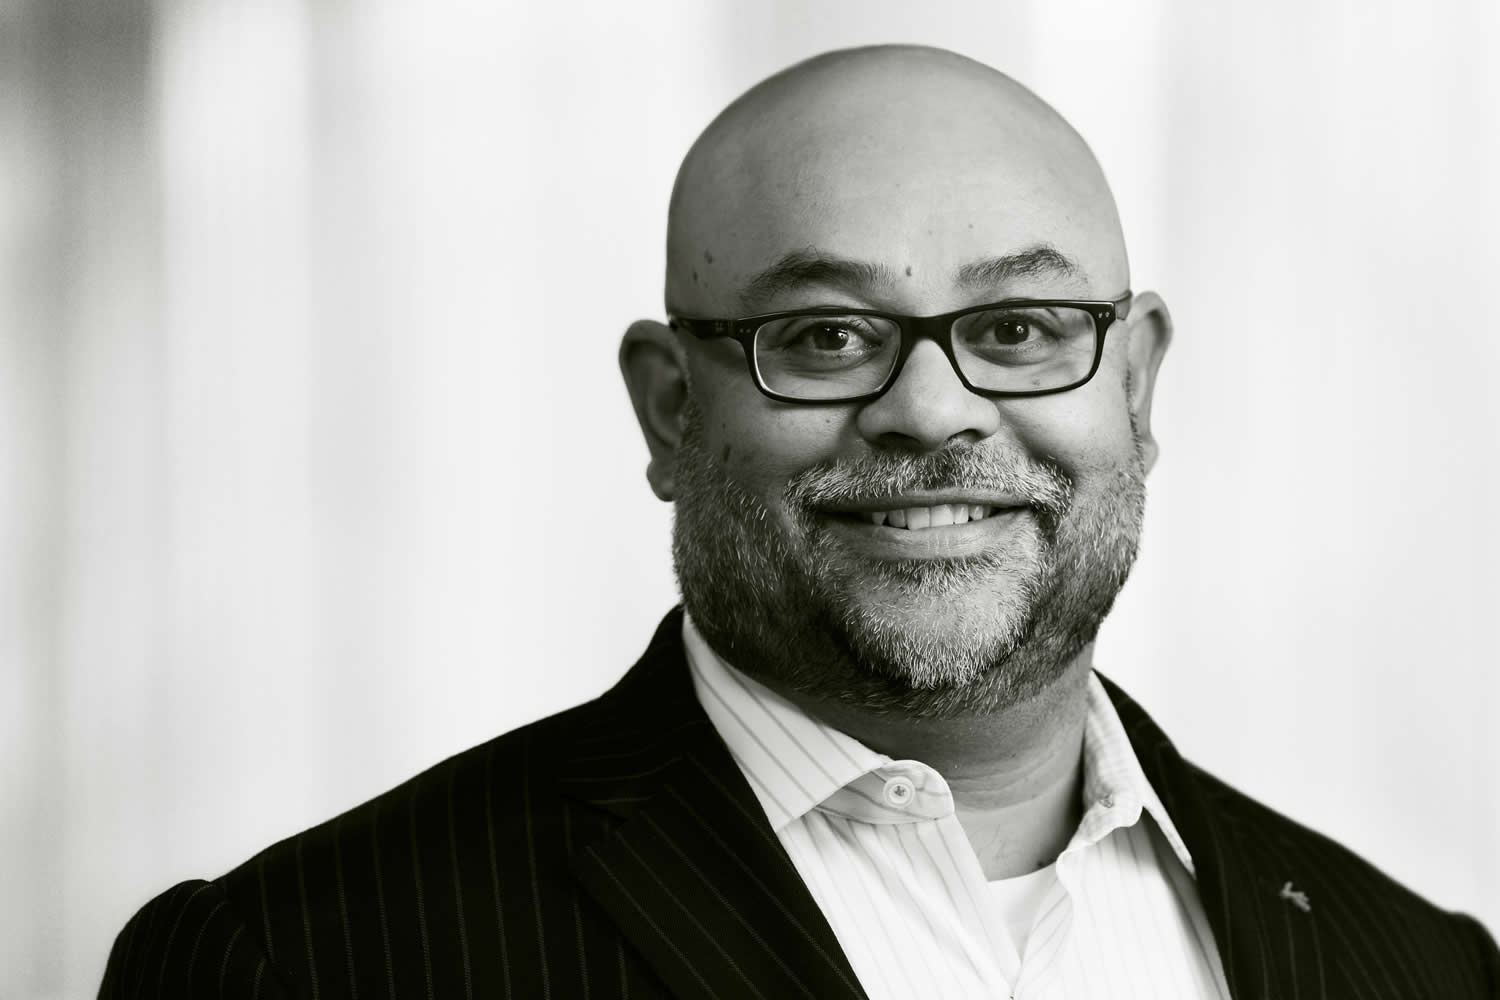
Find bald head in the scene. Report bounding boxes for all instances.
[666,45,1128,316]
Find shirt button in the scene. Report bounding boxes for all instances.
[882,776,916,808]
[1100,793,1115,808]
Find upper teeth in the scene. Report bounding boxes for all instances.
[864,504,997,529]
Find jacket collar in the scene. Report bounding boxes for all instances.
[562,608,868,999]
[563,607,1324,999]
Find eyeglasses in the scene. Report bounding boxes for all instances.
[668,293,1132,403]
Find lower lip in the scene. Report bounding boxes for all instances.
[817,508,1030,559]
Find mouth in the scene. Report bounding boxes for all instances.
[810,495,1033,559]
[821,502,1015,531]
[814,494,1028,532]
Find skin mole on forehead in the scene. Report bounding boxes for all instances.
[905,265,913,277]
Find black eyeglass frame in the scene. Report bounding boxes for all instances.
[668,292,1134,404]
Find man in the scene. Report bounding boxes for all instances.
[102,45,1496,999]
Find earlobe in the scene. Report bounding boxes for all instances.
[1122,291,1173,474]
[619,319,689,502]
[645,460,675,501]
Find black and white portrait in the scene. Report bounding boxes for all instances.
[3,2,1497,997]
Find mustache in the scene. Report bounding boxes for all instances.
[783,446,1073,516]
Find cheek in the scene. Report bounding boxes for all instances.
[998,376,1138,476]
[720,415,849,496]
[694,381,851,500]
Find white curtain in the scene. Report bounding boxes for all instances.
[4,1,1497,996]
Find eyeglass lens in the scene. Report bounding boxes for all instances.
[751,306,1100,400]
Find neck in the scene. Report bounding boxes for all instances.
[778,652,1094,878]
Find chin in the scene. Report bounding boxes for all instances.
[832,577,1035,687]
[826,544,1044,620]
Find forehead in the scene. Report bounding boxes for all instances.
[670,80,1127,312]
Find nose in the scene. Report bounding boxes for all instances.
[854,339,1001,450]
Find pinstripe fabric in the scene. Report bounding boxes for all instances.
[682,614,1230,998]
[101,607,1500,999]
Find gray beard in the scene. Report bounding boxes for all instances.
[671,394,1146,720]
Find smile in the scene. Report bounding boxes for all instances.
[814,496,1032,558]
[855,503,1005,530]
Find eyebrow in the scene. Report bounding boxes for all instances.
[954,244,1080,289]
[738,243,1084,311]
[739,249,894,310]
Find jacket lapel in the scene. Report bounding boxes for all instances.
[562,609,867,1000]
[1100,674,1334,1000]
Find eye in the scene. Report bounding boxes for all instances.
[980,317,1037,346]
[796,322,870,351]
[759,315,891,354]
[954,307,1076,360]
[951,305,1098,387]
[754,314,901,386]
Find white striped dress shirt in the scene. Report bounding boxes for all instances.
[683,616,1231,1000]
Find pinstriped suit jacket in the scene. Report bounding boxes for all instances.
[101,608,1498,999]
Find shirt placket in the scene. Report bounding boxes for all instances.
[932,809,1025,990]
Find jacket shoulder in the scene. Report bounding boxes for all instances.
[100,692,643,999]
[1187,759,1433,907]
[1182,757,1499,988]
[98,878,296,999]
[102,609,694,999]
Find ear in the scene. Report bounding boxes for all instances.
[619,319,689,501]
[1122,291,1172,474]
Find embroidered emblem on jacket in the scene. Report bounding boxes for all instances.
[1279,881,1311,913]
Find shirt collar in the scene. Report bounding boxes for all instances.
[683,613,1198,878]
[683,614,885,827]
[1075,664,1198,876]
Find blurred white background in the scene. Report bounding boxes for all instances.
[3,0,1497,996]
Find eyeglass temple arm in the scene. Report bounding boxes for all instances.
[667,317,734,340]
